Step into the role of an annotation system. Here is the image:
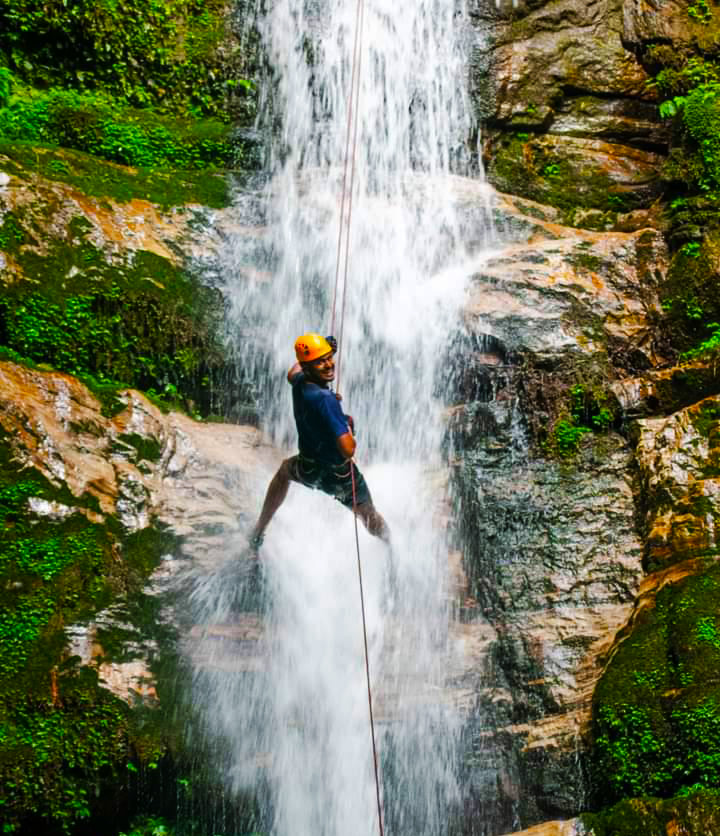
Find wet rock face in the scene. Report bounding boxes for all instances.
[622,0,719,51]
[470,0,668,222]
[0,358,273,829]
[455,435,642,829]
[449,187,658,833]
[635,395,720,571]
[469,191,667,367]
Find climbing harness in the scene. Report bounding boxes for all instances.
[328,1,385,835]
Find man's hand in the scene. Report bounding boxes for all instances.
[326,335,338,353]
[286,361,302,383]
[346,414,355,435]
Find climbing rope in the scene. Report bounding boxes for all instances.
[328,2,385,836]
[351,461,385,836]
[330,0,365,394]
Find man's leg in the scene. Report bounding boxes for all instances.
[355,501,390,544]
[249,458,297,547]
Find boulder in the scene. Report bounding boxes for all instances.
[622,0,720,52]
[466,190,667,366]
[487,134,665,217]
[635,395,720,570]
[472,0,653,125]
[469,0,667,221]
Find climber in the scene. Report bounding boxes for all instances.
[247,333,390,551]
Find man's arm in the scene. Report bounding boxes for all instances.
[287,362,302,383]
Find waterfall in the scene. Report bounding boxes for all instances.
[186,1,496,834]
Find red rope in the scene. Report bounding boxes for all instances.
[351,461,385,836]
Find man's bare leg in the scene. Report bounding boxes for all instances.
[248,458,296,548]
[355,501,390,544]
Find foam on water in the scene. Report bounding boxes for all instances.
[188,1,496,833]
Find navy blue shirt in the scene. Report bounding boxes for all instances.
[290,372,349,465]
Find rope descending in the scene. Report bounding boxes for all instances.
[328,1,384,834]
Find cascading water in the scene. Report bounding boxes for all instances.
[186,1,497,834]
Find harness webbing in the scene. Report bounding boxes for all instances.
[328,2,385,835]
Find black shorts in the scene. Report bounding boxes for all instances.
[288,454,372,509]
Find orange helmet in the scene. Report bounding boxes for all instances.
[295,333,333,363]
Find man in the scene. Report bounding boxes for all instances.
[248,333,389,550]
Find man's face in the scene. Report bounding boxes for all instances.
[303,351,335,386]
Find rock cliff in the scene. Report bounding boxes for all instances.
[462,1,720,834]
[2,0,720,834]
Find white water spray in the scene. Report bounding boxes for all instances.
[189,1,495,834]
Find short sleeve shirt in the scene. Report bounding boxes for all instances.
[290,372,349,465]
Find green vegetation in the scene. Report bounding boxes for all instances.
[489,133,641,227]
[688,0,714,24]
[0,0,254,120]
[546,382,615,456]
[120,818,174,836]
[680,322,720,364]
[0,83,239,170]
[0,141,231,208]
[643,48,720,357]
[582,789,720,836]
[591,565,720,805]
[0,435,175,833]
[0,209,227,416]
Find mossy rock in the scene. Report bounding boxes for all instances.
[591,562,720,804]
[0,142,231,208]
[487,133,662,225]
[582,789,720,836]
[0,197,232,417]
[661,227,720,354]
[0,434,178,833]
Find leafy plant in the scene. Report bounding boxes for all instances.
[0,65,12,107]
[0,87,237,169]
[682,240,702,258]
[0,0,253,119]
[542,162,561,178]
[660,96,688,118]
[688,0,713,23]
[680,322,720,363]
[552,418,591,455]
[120,815,173,836]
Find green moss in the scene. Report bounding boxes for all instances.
[0,142,231,208]
[488,134,642,223]
[543,382,616,457]
[691,398,720,438]
[0,87,240,170]
[591,564,720,804]
[0,210,228,415]
[0,673,132,832]
[0,0,257,122]
[582,789,720,836]
[0,210,30,253]
[0,433,180,833]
